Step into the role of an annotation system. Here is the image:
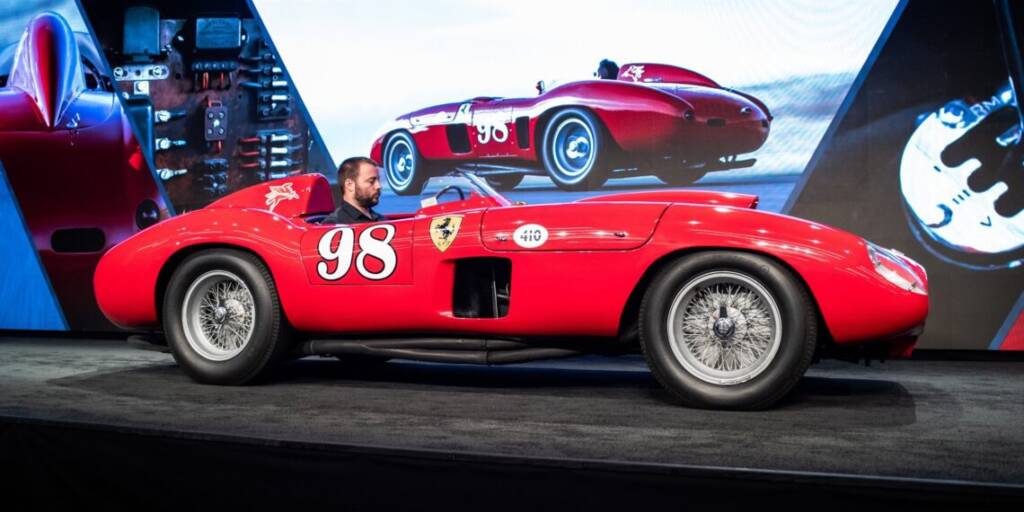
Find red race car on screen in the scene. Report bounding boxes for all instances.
[0,13,168,329]
[95,172,926,410]
[369,63,771,194]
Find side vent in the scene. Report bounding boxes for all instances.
[446,124,472,153]
[453,258,511,318]
[515,116,530,149]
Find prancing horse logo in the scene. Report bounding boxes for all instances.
[265,183,299,212]
[622,64,645,82]
[429,215,463,252]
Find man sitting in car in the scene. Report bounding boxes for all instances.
[323,156,384,224]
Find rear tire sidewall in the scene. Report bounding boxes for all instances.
[656,168,700,187]
[640,252,814,409]
[163,249,289,385]
[541,108,610,191]
[384,131,429,196]
[486,173,526,190]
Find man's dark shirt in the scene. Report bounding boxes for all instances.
[322,200,383,224]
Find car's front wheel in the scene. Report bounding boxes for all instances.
[540,108,610,191]
[163,249,292,385]
[639,251,816,409]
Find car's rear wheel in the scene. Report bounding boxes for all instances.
[485,173,525,190]
[639,251,816,409]
[655,167,701,187]
[540,108,610,191]
[383,131,430,196]
[163,249,292,385]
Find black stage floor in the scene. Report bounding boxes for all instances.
[1,336,1022,509]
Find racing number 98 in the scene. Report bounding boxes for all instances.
[317,225,397,281]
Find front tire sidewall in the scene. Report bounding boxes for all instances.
[164,250,288,385]
[541,108,609,191]
[640,252,814,409]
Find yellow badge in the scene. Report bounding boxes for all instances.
[429,215,463,252]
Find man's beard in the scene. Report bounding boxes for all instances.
[355,189,380,208]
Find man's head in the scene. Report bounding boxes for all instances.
[595,59,619,80]
[338,156,382,210]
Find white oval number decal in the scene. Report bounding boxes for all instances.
[513,224,548,248]
[316,225,397,281]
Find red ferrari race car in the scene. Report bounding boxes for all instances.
[95,172,927,409]
[369,62,771,194]
[0,13,168,329]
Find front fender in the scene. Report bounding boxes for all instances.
[649,205,929,343]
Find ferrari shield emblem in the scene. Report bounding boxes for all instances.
[430,215,463,252]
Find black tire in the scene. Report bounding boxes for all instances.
[383,131,430,196]
[540,108,611,191]
[655,168,700,187]
[163,249,292,385]
[639,251,816,410]
[485,173,525,190]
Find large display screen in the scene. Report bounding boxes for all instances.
[0,0,170,330]
[788,0,1024,350]
[252,0,898,213]
[2,0,1020,350]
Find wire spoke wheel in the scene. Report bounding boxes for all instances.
[667,271,782,385]
[182,270,256,362]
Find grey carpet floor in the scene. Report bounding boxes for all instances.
[0,336,1021,485]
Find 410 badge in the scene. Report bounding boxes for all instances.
[303,223,412,284]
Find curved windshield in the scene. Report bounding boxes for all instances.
[418,171,512,209]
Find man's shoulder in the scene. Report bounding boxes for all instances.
[322,202,376,224]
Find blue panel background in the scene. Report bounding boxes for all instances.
[0,161,67,330]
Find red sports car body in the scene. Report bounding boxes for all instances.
[95,173,926,409]
[0,13,168,330]
[370,63,771,194]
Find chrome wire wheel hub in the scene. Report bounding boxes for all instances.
[552,118,595,179]
[182,270,256,362]
[666,271,782,385]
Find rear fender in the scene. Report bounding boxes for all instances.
[94,208,308,329]
[207,174,334,219]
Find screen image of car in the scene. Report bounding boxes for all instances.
[370,62,772,194]
[252,0,898,212]
[0,11,169,330]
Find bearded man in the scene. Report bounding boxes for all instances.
[323,157,384,224]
